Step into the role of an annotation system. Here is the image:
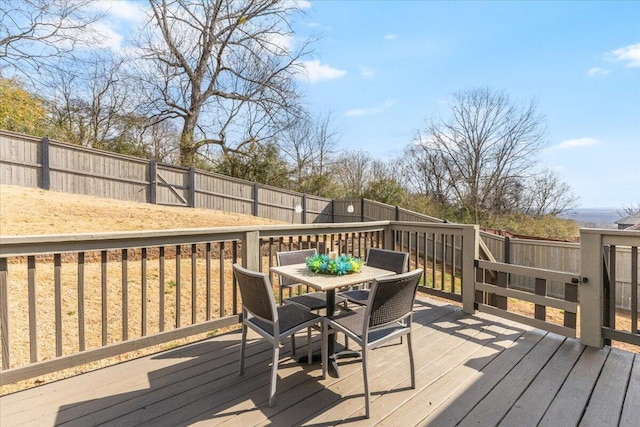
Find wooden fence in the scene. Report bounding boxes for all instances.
[0,131,333,224]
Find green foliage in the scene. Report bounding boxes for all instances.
[484,214,579,241]
[215,142,291,188]
[0,78,48,135]
[363,178,407,206]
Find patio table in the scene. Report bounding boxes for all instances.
[270,263,395,377]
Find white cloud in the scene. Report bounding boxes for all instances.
[383,34,398,40]
[285,0,312,9]
[587,67,610,77]
[90,21,125,51]
[556,137,599,150]
[609,42,640,67]
[91,1,147,23]
[346,99,395,117]
[265,32,294,54]
[297,60,346,83]
[360,66,375,79]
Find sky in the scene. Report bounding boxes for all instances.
[95,1,640,209]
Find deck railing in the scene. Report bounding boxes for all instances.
[0,221,479,385]
[580,229,640,348]
[2,222,638,387]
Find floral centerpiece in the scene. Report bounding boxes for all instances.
[305,253,363,276]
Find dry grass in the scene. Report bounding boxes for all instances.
[0,185,283,394]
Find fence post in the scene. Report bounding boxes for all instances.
[504,236,511,263]
[188,167,196,208]
[395,206,400,221]
[301,194,306,224]
[331,199,335,223]
[242,231,260,272]
[252,183,259,217]
[580,230,604,347]
[360,198,365,222]
[462,225,479,314]
[149,160,157,204]
[41,137,50,190]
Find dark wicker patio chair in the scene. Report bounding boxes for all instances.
[321,268,423,418]
[233,264,322,407]
[338,248,409,306]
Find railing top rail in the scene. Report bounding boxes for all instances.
[0,221,395,256]
[476,259,580,284]
[390,221,477,235]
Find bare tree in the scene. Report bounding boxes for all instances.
[0,0,101,80]
[400,130,452,204]
[417,87,551,221]
[279,111,341,193]
[518,169,578,217]
[618,203,640,217]
[334,150,373,197]
[134,0,310,166]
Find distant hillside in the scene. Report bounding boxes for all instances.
[559,208,622,229]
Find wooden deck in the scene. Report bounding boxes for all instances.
[1,296,638,426]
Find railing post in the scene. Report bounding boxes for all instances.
[242,231,260,272]
[580,230,604,347]
[462,225,479,314]
[41,137,50,190]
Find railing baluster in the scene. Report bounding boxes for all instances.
[564,281,578,329]
[101,251,107,346]
[206,242,211,320]
[441,234,446,290]
[191,244,197,324]
[141,248,147,337]
[77,252,85,351]
[159,246,165,332]
[534,278,546,321]
[219,242,225,318]
[175,244,181,328]
[232,241,238,315]
[1,258,10,369]
[432,233,436,288]
[450,235,456,294]
[632,246,638,335]
[28,256,37,361]
[122,249,128,341]
[54,254,62,357]
[610,245,616,330]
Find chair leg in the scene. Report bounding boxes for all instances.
[239,323,247,375]
[362,347,370,419]
[269,342,280,407]
[407,331,415,389]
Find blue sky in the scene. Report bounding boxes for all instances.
[96,1,639,209]
[291,1,640,209]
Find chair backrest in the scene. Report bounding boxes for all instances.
[233,264,276,322]
[276,248,317,287]
[366,248,409,274]
[366,269,423,330]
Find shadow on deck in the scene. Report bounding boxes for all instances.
[1,296,638,426]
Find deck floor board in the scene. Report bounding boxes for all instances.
[1,296,637,427]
